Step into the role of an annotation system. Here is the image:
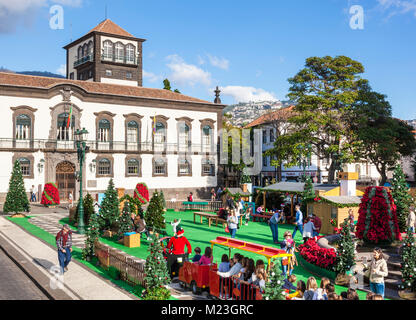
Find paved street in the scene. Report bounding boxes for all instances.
[0,248,49,300]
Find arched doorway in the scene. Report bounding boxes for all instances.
[56,161,76,201]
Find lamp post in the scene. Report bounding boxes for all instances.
[74,128,89,235]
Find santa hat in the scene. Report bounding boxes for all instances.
[176,229,184,236]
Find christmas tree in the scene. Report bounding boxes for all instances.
[159,190,166,209]
[356,186,401,244]
[99,179,120,231]
[81,211,101,260]
[263,259,286,300]
[3,160,30,214]
[390,164,413,232]
[118,201,134,238]
[301,175,315,214]
[335,218,356,275]
[74,193,94,225]
[142,237,171,300]
[145,191,166,233]
[399,228,416,292]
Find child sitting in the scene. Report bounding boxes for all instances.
[192,247,202,263]
[198,247,213,266]
[218,254,230,272]
[287,280,306,300]
[314,277,330,300]
[282,274,297,292]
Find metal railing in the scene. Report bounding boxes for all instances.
[0,138,217,154]
[74,54,94,67]
[217,275,263,300]
[165,200,222,212]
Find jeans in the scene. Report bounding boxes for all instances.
[270,223,279,243]
[312,230,319,237]
[409,227,415,233]
[282,263,293,277]
[370,282,385,298]
[230,228,237,238]
[292,224,303,239]
[30,193,36,202]
[58,249,72,274]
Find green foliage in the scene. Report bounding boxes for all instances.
[163,79,171,91]
[399,229,416,292]
[263,259,286,300]
[142,286,171,300]
[173,89,181,94]
[108,266,121,280]
[3,160,30,214]
[99,179,120,231]
[144,237,170,292]
[301,176,315,214]
[335,218,356,275]
[118,201,134,238]
[159,190,166,209]
[391,165,413,232]
[145,191,166,232]
[82,210,101,260]
[120,194,143,216]
[240,174,252,184]
[74,193,94,225]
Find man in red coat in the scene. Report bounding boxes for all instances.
[166,229,192,278]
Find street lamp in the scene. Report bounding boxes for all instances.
[74,127,89,235]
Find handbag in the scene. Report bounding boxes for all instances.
[225,225,230,233]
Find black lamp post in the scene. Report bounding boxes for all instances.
[74,127,89,235]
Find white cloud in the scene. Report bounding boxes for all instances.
[143,70,162,83]
[0,0,82,33]
[220,86,278,103]
[56,64,66,76]
[166,54,212,87]
[377,0,416,18]
[197,55,205,65]
[207,54,229,70]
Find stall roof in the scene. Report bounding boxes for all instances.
[225,188,251,196]
[321,195,362,206]
[259,182,338,194]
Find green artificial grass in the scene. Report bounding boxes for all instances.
[30,212,379,300]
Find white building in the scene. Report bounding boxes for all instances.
[0,20,224,202]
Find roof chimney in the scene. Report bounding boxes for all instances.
[338,172,358,196]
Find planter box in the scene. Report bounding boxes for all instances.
[295,252,337,280]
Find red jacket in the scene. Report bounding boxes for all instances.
[312,216,322,232]
[167,236,192,255]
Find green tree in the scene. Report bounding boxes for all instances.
[163,79,171,91]
[301,175,315,214]
[335,218,356,275]
[173,89,181,94]
[75,193,94,225]
[399,228,416,292]
[118,201,134,238]
[283,56,367,183]
[348,86,416,185]
[391,165,413,232]
[99,179,120,231]
[263,259,286,300]
[82,211,100,260]
[159,190,166,209]
[142,237,171,300]
[3,160,30,214]
[145,191,166,233]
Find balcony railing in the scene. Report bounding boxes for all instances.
[74,54,94,68]
[0,138,216,154]
[101,53,137,65]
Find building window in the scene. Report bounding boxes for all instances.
[105,69,112,76]
[127,120,138,143]
[178,123,190,152]
[262,130,267,144]
[126,44,135,63]
[87,41,93,56]
[103,40,113,59]
[15,114,31,140]
[202,125,212,152]
[115,42,124,62]
[98,119,110,142]
[154,158,166,175]
[18,157,30,176]
[88,70,93,79]
[202,158,215,176]
[263,155,268,167]
[154,122,166,151]
[57,112,74,141]
[77,46,82,59]
[127,159,140,175]
[82,43,88,57]
[270,129,275,142]
[178,158,191,175]
[69,72,74,80]
[98,158,111,175]
[126,71,132,79]
[78,73,84,80]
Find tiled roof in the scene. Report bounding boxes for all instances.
[87,19,134,38]
[244,105,295,128]
[0,72,216,105]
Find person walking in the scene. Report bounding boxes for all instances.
[30,185,36,202]
[227,209,239,238]
[292,205,304,239]
[68,192,73,209]
[56,224,73,274]
[363,247,388,299]
[211,188,216,202]
[407,204,415,233]
[269,210,282,244]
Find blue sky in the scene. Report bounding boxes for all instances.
[0,0,415,120]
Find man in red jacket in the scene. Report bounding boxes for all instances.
[166,228,192,278]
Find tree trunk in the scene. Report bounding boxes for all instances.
[377,163,388,186]
[328,161,336,184]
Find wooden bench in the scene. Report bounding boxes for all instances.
[193,212,243,228]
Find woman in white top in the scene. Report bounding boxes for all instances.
[302,216,316,243]
[227,210,239,239]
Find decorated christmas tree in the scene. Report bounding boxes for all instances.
[134,182,150,204]
[159,190,166,209]
[356,186,401,244]
[3,160,30,214]
[81,211,100,260]
[142,237,171,300]
[99,179,120,231]
[40,182,60,206]
[118,201,134,238]
[263,259,286,300]
[301,175,315,214]
[74,193,94,225]
[145,191,166,233]
[390,164,413,232]
[399,228,416,292]
[335,218,356,275]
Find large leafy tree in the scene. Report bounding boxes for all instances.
[281,56,367,183]
[348,86,416,185]
[3,160,30,214]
